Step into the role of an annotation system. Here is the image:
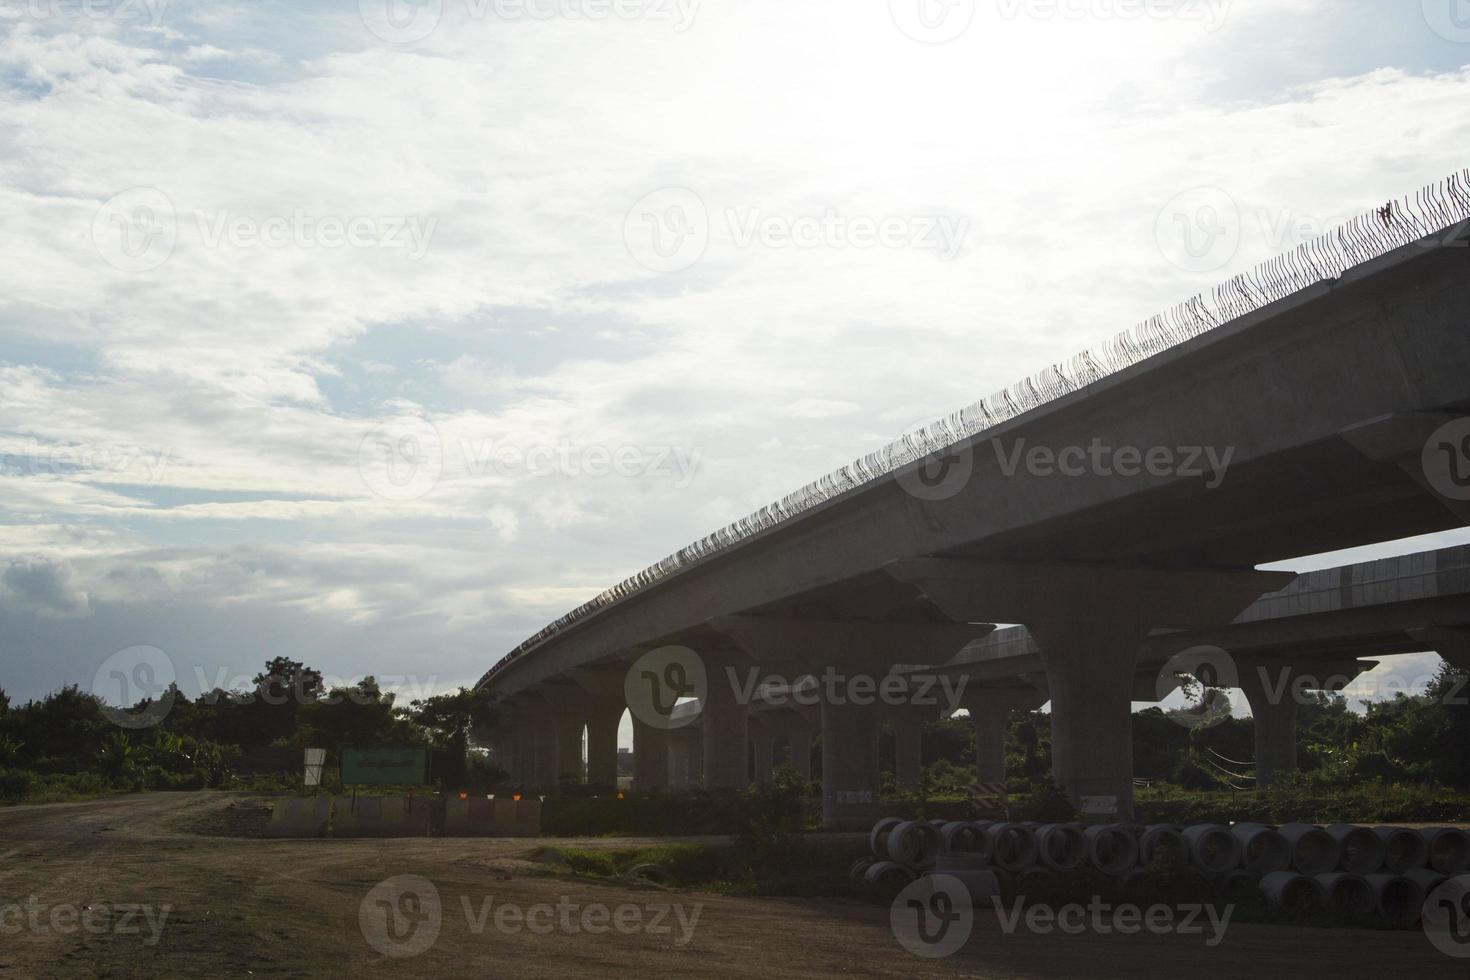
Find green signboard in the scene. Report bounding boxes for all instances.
[340,747,428,786]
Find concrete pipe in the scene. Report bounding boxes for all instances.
[986,822,1040,873]
[1279,823,1342,875]
[1182,825,1242,873]
[1375,826,1430,873]
[1422,827,1470,875]
[869,817,903,859]
[1231,823,1292,875]
[1326,824,1386,876]
[938,820,990,860]
[935,851,991,872]
[1035,823,1088,872]
[887,820,942,870]
[849,856,876,881]
[1085,824,1140,875]
[920,869,1001,906]
[1316,873,1376,917]
[1259,871,1328,915]
[1402,868,1448,894]
[863,860,918,890]
[1113,867,1146,897]
[1139,825,1187,866]
[1014,867,1056,895]
[1364,873,1426,926]
[1214,870,1258,903]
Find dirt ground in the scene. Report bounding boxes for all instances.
[0,792,1463,979]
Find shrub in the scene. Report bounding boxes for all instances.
[0,769,34,802]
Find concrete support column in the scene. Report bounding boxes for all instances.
[516,725,535,789]
[890,712,926,790]
[555,711,585,785]
[681,725,705,786]
[962,685,1048,788]
[820,695,882,830]
[632,717,670,791]
[970,708,1008,786]
[530,706,560,791]
[1240,669,1299,793]
[702,656,751,789]
[668,732,690,787]
[1031,617,1144,817]
[751,728,775,786]
[786,729,813,781]
[584,698,624,789]
[492,730,518,782]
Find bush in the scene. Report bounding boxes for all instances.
[0,769,34,802]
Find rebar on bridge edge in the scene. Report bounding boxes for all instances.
[477,169,1470,690]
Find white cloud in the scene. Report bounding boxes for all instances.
[0,2,1467,698]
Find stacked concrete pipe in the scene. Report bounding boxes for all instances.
[1259,871,1328,915]
[1326,824,1386,875]
[1182,824,1243,873]
[1364,873,1426,926]
[1230,823,1292,875]
[1315,873,1376,916]
[1035,824,1088,872]
[1376,826,1430,873]
[986,822,1040,873]
[1085,824,1140,875]
[1279,823,1342,875]
[1422,827,1470,875]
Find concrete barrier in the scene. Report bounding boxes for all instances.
[444,797,495,836]
[262,797,332,838]
[514,798,543,837]
[444,798,541,837]
[332,795,432,837]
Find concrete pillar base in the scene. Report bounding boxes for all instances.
[555,713,585,785]
[702,655,752,790]
[632,717,671,791]
[1031,617,1145,818]
[584,698,625,789]
[890,713,926,790]
[821,696,881,830]
[787,729,813,781]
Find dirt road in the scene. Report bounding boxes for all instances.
[0,793,1462,978]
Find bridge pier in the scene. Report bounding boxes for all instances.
[887,705,932,790]
[531,705,561,791]
[555,710,585,784]
[632,716,671,791]
[1236,657,1374,790]
[886,560,1292,818]
[702,654,752,790]
[1237,665,1297,790]
[750,717,776,786]
[1030,616,1146,815]
[821,695,882,830]
[709,617,991,828]
[491,729,519,783]
[785,729,813,781]
[684,725,705,786]
[583,697,625,789]
[961,685,1048,788]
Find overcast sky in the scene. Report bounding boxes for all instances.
[2,0,1470,725]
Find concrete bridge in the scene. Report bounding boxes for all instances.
[479,175,1470,827]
